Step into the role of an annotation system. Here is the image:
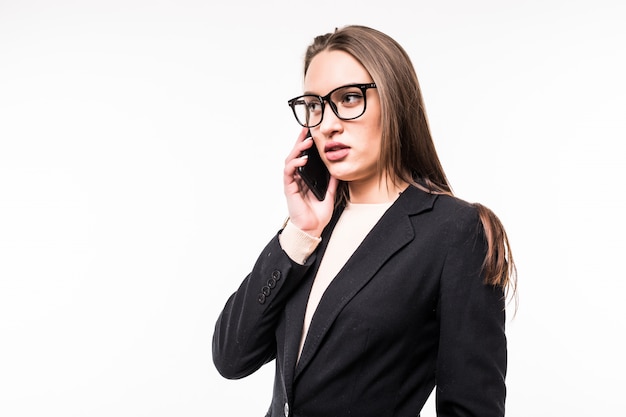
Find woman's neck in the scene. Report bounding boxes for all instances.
[347,175,409,204]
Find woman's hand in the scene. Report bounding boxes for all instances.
[283,128,338,237]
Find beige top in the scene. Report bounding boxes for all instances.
[279,201,393,359]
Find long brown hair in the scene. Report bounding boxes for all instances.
[303,25,517,301]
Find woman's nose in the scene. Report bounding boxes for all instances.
[318,103,342,135]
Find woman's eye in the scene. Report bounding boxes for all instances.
[342,93,363,105]
[306,101,321,112]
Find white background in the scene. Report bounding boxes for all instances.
[1,0,625,416]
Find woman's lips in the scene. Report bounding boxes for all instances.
[324,142,350,161]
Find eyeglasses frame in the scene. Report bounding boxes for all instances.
[287,82,377,128]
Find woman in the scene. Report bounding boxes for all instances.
[213,25,517,417]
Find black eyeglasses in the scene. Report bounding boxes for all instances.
[287,83,377,128]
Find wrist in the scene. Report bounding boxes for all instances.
[279,220,322,264]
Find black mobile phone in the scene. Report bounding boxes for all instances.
[298,130,330,201]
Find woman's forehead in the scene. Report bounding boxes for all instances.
[304,50,371,94]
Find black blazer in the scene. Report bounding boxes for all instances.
[213,185,507,417]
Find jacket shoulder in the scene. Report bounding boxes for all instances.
[402,186,480,222]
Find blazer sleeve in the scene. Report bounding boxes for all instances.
[435,206,507,417]
[212,232,313,380]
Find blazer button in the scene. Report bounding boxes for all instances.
[267,278,276,288]
[261,286,271,296]
[272,270,281,281]
[284,402,289,417]
[257,293,266,304]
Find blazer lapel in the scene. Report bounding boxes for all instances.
[294,186,437,379]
